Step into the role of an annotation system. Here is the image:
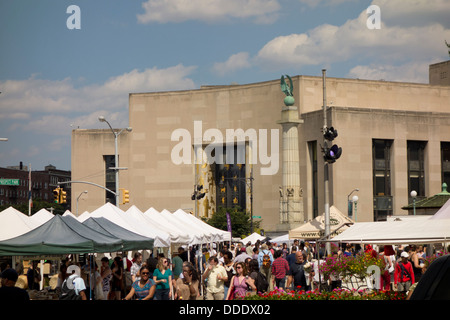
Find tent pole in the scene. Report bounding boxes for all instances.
[316,240,322,292]
[40,260,44,290]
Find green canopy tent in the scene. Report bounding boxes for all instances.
[82,217,154,251]
[0,214,124,256]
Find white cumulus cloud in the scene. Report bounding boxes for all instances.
[0,64,198,136]
[0,65,197,115]
[212,52,252,76]
[253,2,450,81]
[137,0,280,24]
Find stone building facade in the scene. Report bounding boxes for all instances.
[71,62,450,233]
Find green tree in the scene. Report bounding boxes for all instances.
[204,206,260,238]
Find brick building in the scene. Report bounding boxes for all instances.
[0,163,71,210]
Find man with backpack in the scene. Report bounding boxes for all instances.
[60,265,87,300]
[394,251,415,293]
[257,243,274,291]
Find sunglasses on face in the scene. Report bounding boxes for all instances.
[141,272,150,275]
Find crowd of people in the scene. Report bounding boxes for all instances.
[320,242,437,298]
[0,239,443,300]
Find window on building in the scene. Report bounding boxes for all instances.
[372,139,393,221]
[215,145,246,212]
[308,141,319,218]
[373,140,392,196]
[104,155,116,205]
[442,142,450,187]
[407,141,427,198]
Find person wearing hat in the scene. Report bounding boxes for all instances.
[394,251,415,293]
[0,268,30,301]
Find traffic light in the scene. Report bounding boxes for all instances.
[197,185,206,199]
[322,126,342,163]
[324,144,342,163]
[323,126,338,141]
[191,185,206,200]
[60,189,67,204]
[53,188,60,203]
[121,189,130,204]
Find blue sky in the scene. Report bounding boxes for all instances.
[0,0,449,171]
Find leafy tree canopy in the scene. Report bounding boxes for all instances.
[204,206,261,238]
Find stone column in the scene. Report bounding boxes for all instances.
[277,95,304,231]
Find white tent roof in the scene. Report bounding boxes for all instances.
[89,203,171,247]
[62,210,77,218]
[289,205,353,240]
[429,198,450,220]
[329,219,450,245]
[29,208,54,226]
[144,208,206,245]
[172,209,231,242]
[0,207,39,241]
[126,206,191,245]
[270,234,292,245]
[241,232,265,245]
[77,211,91,222]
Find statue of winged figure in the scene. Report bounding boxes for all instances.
[280,74,293,97]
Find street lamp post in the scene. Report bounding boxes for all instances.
[410,190,417,215]
[352,195,359,222]
[98,116,132,207]
[76,190,88,217]
[347,188,359,219]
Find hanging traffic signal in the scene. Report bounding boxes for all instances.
[322,126,342,163]
[323,126,338,141]
[60,189,67,204]
[53,188,60,203]
[197,185,205,199]
[122,189,130,204]
[324,144,342,163]
[191,185,206,200]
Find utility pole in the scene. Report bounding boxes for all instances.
[98,116,132,208]
[322,69,331,256]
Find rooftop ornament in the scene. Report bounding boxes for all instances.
[280,74,295,106]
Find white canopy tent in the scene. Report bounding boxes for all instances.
[126,206,191,245]
[329,219,450,245]
[2,202,233,248]
[172,209,231,242]
[241,232,265,245]
[289,205,354,240]
[62,210,78,219]
[166,209,216,243]
[88,203,171,247]
[270,234,293,246]
[76,211,91,222]
[0,207,39,241]
[29,208,54,226]
[144,208,206,245]
[429,198,450,220]
[330,198,450,245]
